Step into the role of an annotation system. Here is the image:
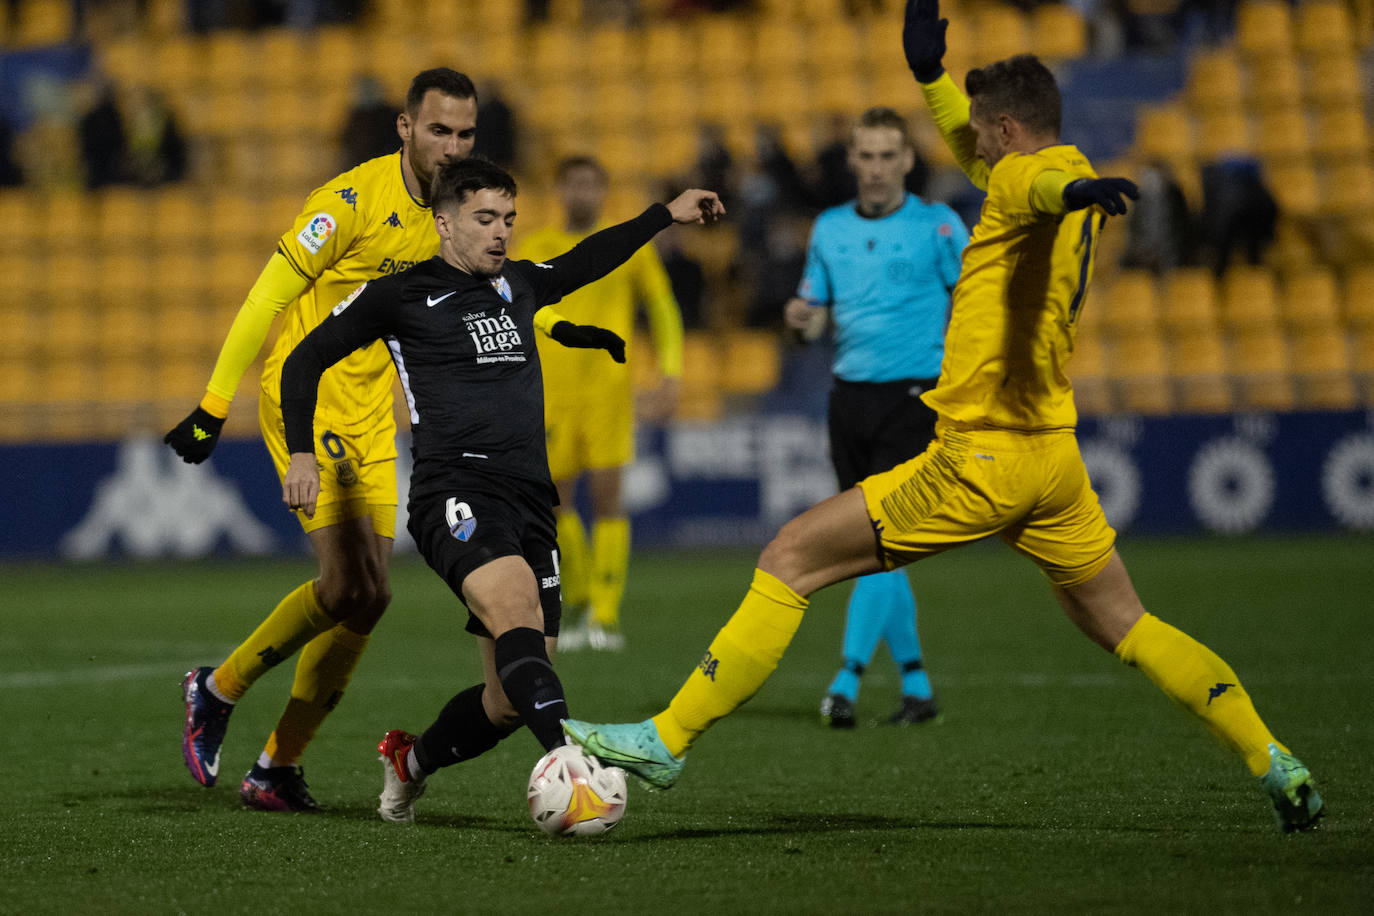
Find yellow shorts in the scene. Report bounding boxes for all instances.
[259,393,398,538]
[543,383,634,482]
[858,424,1116,588]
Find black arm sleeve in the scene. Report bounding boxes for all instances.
[518,203,674,304]
[280,286,393,454]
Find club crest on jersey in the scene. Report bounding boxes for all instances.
[445,497,476,542]
[490,276,512,302]
[298,212,336,254]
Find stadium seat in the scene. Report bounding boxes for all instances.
[1230,325,1295,410]
[1220,266,1281,330]
[94,358,155,405]
[13,0,72,46]
[96,299,151,361]
[1310,108,1370,161]
[1068,330,1113,416]
[1289,327,1356,408]
[45,301,97,362]
[97,252,153,308]
[1195,109,1252,159]
[1187,48,1245,114]
[529,23,585,86]
[1160,268,1220,335]
[754,72,816,126]
[205,31,259,91]
[258,29,311,92]
[0,358,36,409]
[1341,265,1374,328]
[1030,4,1088,62]
[1136,103,1193,161]
[1352,325,1374,395]
[1264,161,1321,218]
[152,37,205,92]
[645,78,703,128]
[972,5,1030,65]
[0,191,41,258]
[752,19,809,75]
[695,15,752,79]
[310,26,364,81]
[1320,162,1374,217]
[1110,329,1173,414]
[679,331,724,421]
[1246,51,1303,111]
[1279,268,1341,331]
[1235,0,1293,58]
[1294,0,1355,54]
[587,25,639,85]
[721,329,782,395]
[1101,270,1160,336]
[809,19,864,75]
[1170,328,1233,413]
[1304,53,1364,111]
[1251,110,1310,164]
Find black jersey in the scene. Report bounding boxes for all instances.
[281,203,674,488]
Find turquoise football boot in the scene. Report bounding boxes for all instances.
[1259,742,1324,833]
[562,718,685,790]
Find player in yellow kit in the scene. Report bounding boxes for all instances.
[167,68,478,811]
[561,1,1324,834]
[515,156,683,651]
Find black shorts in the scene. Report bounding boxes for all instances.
[828,377,940,491]
[406,467,562,638]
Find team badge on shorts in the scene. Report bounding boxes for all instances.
[445,497,477,542]
[334,458,358,488]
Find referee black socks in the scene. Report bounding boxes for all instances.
[493,626,568,751]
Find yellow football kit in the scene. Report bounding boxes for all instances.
[858,73,1116,586]
[515,224,682,479]
[201,152,441,536]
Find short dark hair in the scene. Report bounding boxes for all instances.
[854,106,914,148]
[406,68,477,115]
[556,155,607,183]
[431,155,517,213]
[965,54,1061,137]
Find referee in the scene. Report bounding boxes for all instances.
[279,156,724,822]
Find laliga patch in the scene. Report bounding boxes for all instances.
[445,497,477,542]
[332,282,368,316]
[298,212,337,254]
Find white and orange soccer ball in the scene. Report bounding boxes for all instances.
[526,744,628,836]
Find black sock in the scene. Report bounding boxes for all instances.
[413,684,512,774]
[493,627,568,751]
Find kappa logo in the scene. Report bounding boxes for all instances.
[297,212,336,254]
[427,290,457,307]
[1206,682,1236,705]
[445,497,476,542]
[698,650,719,682]
[336,187,358,209]
[384,211,403,228]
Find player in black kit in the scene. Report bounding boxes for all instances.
[279,156,724,822]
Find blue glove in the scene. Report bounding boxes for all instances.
[164,406,226,464]
[549,321,626,363]
[903,0,949,84]
[1062,178,1140,215]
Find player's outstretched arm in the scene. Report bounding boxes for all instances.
[1062,177,1140,215]
[904,0,987,188]
[903,0,949,84]
[665,189,726,225]
[548,321,627,363]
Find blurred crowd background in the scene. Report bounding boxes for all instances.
[0,0,1371,442]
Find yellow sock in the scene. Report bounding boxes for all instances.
[214,581,336,701]
[589,517,630,628]
[556,510,589,610]
[1115,612,1282,776]
[652,569,807,756]
[263,624,370,766]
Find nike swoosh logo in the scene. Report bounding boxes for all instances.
[205,751,219,778]
[533,698,564,710]
[426,291,457,307]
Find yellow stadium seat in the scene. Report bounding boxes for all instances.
[972,5,1030,64]
[1136,103,1193,161]
[204,31,259,90]
[310,26,364,81]
[1159,268,1219,335]
[529,23,584,85]
[153,37,205,91]
[1068,331,1113,416]
[752,20,810,76]
[1265,160,1321,217]
[587,25,639,84]
[526,82,590,133]
[1290,327,1356,408]
[1294,0,1355,54]
[1030,4,1088,62]
[1195,109,1252,159]
[97,300,151,360]
[45,300,97,361]
[1310,108,1370,161]
[809,19,864,74]
[1341,265,1374,328]
[1230,325,1294,410]
[1101,270,1159,335]
[1170,328,1233,413]
[0,191,41,256]
[1246,51,1303,111]
[679,330,724,421]
[40,193,85,249]
[1352,326,1374,396]
[14,0,72,46]
[754,71,815,125]
[695,15,752,79]
[96,188,150,252]
[1304,53,1364,110]
[1220,266,1281,329]
[1252,110,1310,163]
[646,78,703,126]
[1321,162,1374,217]
[0,357,38,407]
[1188,48,1245,113]
[721,329,782,395]
[1111,329,1173,414]
[1279,268,1341,330]
[93,359,155,406]
[98,252,154,306]
[1235,0,1292,57]
[258,29,311,91]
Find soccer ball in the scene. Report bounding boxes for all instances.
[526,744,628,836]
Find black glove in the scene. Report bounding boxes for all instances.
[1062,178,1140,216]
[903,0,949,83]
[549,321,626,363]
[164,406,226,464]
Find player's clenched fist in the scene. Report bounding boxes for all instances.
[665,189,726,225]
[282,451,320,519]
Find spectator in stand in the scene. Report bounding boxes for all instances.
[655,221,708,329]
[692,122,735,203]
[1121,158,1193,274]
[78,78,128,189]
[1200,155,1277,276]
[473,82,518,170]
[0,113,23,187]
[338,75,400,170]
[125,86,186,186]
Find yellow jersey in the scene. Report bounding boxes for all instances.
[920,75,1104,432]
[514,223,682,406]
[260,152,440,433]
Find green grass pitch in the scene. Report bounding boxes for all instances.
[2,535,1371,914]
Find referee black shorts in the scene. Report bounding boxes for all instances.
[828,376,940,491]
[406,465,563,638]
